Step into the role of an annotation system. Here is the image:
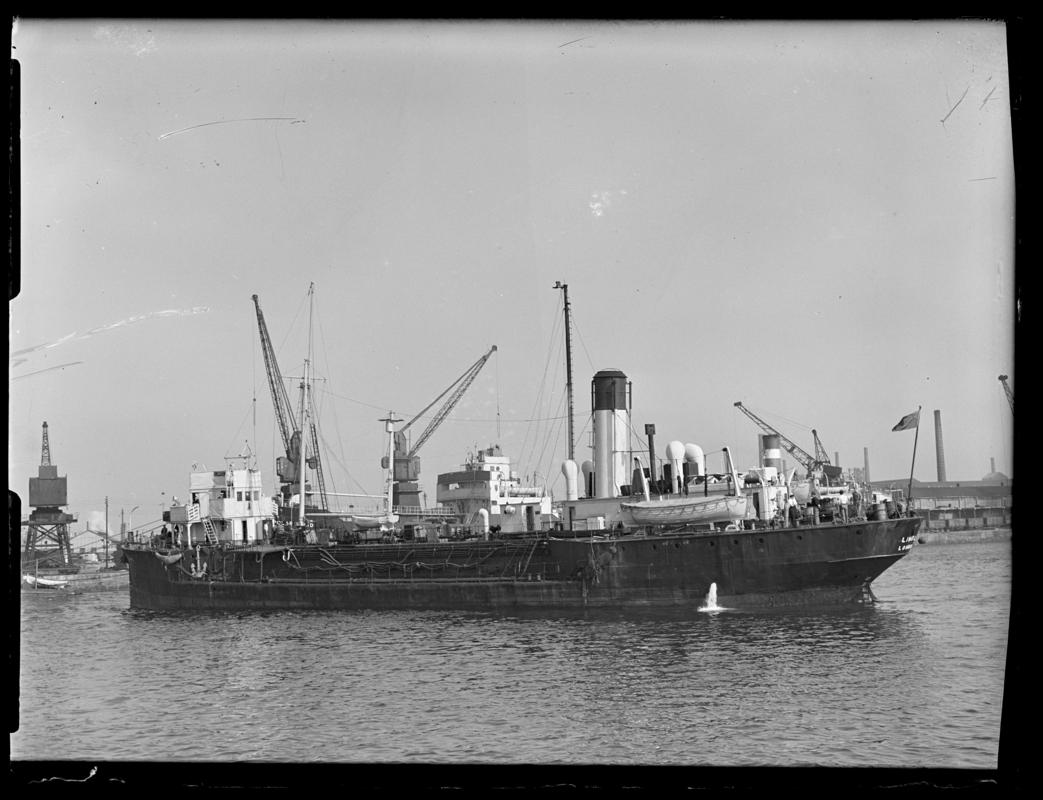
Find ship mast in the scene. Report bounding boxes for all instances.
[554,281,575,462]
[297,283,316,527]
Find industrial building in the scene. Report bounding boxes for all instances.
[875,462,1011,532]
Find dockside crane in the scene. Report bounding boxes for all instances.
[998,374,1013,415]
[253,293,329,515]
[390,345,497,508]
[734,402,842,483]
[812,430,836,476]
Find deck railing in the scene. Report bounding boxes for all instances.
[391,506,457,518]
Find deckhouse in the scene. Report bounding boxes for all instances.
[168,465,276,545]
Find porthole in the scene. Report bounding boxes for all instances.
[797,535,802,540]
[709,541,715,547]
[759,538,764,543]
[733,539,739,545]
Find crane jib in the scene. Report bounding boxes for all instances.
[733,401,836,477]
[253,292,329,512]
[399,346,497,459]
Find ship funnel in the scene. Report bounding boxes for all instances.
[561,459,579,501]
[591,369,629,498]
[760,434,782,474]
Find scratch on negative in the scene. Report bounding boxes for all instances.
[980,86,996,110]
[159,117,304,140]
[940,87,969,125]
[558,36,590,48]
[10,361,86,381]
[968,176,997,182]
[31,766,99,783]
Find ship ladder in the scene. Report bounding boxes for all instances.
[202,517,219,545]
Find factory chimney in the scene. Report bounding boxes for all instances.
[863,447,871,487]
[934,409,947,482]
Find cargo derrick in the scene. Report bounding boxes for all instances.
[733,402,842,484]
[391,346,497,509]
[252,293,328,519]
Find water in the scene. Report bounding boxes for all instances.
[699,581,722,612]
[13,541,1012,770]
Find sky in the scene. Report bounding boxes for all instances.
[10,19,1016,537]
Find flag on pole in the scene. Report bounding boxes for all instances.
[892,410,920,432]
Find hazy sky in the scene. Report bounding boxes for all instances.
[10,19,1015,534]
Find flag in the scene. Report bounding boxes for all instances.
[892,410,920,432]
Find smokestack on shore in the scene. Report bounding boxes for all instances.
[864,447,871,486]
[934,409,947,482]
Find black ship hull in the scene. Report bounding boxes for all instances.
[122,516,921,611]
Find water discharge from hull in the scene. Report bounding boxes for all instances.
[698,581,725,612]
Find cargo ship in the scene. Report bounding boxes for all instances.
[121,364,920,611]
[121,285,920,610]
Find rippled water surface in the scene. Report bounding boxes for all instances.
[13,541,1011,768]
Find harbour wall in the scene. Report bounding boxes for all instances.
[915,527,1011,545]
[908,497,1010,533]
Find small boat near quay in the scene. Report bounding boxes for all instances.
[22,574,69,590]
[21,562,130,593]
